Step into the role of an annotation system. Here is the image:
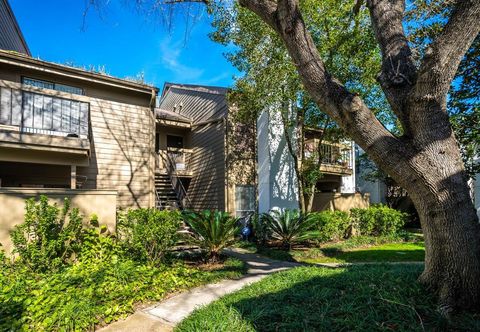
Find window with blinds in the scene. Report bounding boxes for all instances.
[235,185,256,218]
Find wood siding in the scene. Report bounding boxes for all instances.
[159,85,228,211]
[79,97,155,209]
[0,0,29,55]
[0,79,155,210]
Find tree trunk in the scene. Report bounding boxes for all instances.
[239,0,480,310]
[393,140,480,311]
[412,181,480,311]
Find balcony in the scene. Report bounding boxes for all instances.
[155,147,193,177]
[0,80,90,165]
[305,141,353,176]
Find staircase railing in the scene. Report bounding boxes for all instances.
[165,151,191,209]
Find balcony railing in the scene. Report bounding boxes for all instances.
[0,85,89,139]
[305,141,353,174]
[156,148,193,176]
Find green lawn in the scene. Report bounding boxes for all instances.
[247,235,426,264]
[176,264,479,332]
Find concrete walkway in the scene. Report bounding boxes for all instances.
[98,248,300,332]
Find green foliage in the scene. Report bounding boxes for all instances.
[310,210,351,242]
[10,196,83,272]
[183,210,240,261]
[261,209,320,248]
[351,205,407,237]
[0,254,245,331]
[249,213,270,245]
[0,199,246,331]
[117,208,181,264]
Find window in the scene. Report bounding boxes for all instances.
[22,77,84,95]
[235,185,256,218]
[167,135,184,149]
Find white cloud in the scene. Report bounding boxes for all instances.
[159,37,204,82]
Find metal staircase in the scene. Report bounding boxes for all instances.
[155,173,181,210]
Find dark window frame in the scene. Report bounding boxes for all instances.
[22,77,84,96]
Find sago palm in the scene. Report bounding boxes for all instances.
[262,209,320,249]
[183,210,240,261]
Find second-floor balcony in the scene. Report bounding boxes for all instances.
[305,141,354,176]
[155,147,193,177]
[0,80,90,163]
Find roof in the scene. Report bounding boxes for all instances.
[159,82,229,124]
[155,108,192,123]
[161,82,228,99]
[1,0,30,55]
[0,49,159,95]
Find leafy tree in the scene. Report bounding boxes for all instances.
[211,0,388,212]
[87,0,480,311]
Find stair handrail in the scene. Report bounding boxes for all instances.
[154,184,163,209]
[165,149,192,209]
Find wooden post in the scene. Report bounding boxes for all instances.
[70,165,76,189]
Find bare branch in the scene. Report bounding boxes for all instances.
[366,0,416,134]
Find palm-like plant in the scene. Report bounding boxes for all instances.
[183,210,240,261]
[261,209,320,249]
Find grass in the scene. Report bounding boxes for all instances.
[0,256,247,331]
[242,235,425,264]
[176,264,480,331]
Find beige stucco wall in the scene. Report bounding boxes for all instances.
[312,193,370,212]
[0,188,117,255]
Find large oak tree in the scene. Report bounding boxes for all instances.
[234,0,480,311]
[89,0,480,311]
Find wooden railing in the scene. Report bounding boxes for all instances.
[0,83,89,139]
[165,151,192,208]
[304,141,354,175]
[156,148,193,175]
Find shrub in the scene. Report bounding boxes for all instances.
[311,210,351,242]
[10,196,83,272]
[250,213,270,245]
[117,208,181,264]
[261,209,320,248]
[183,210,239,261]
[351,205,407,236]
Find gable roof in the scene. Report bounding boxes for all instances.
[159,82,229,124]
[0,0,31,55]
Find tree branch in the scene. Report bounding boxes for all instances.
[417,0,480,96]
[366,0,416,134]
[238,0,278,30]
[240,0,412,186]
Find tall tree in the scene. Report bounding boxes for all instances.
[212,0,387,212]
[89,0,480,311]
[234,0,480,311]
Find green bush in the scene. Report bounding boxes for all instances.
[0,252,245,331]
[10,196,83,272]
[351,205,407,236]
[250,213,270,245]
[117,208,181,264]
[183,210,239,261]
[311,210,351,242]
[261,209,320,248]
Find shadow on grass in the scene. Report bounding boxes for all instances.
[257,245,425,264]
[317,247,426,262]
[177,265,480,332]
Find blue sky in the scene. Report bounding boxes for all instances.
[9,0,238,88]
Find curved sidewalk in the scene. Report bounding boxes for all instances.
[98,248,301,332]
